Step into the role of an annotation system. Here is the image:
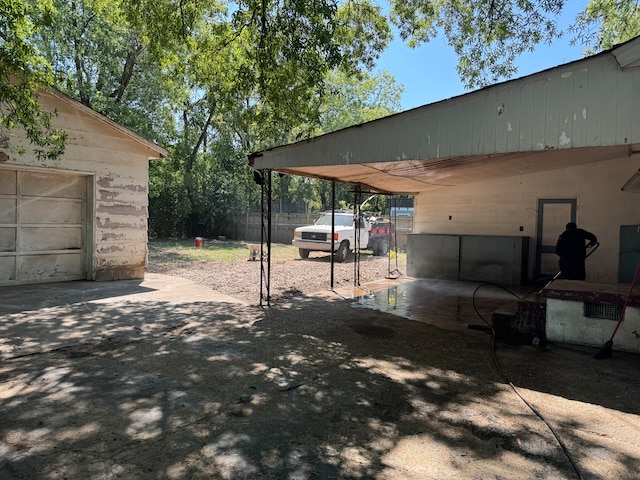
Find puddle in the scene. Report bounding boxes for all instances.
[351,280,519,332]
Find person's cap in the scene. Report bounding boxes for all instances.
[566,222,577,230]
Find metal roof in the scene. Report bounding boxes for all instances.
[250,37,640,194]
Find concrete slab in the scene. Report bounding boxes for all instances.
[1,275,639,480]
[0,273,245,360]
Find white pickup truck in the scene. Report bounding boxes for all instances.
[292,210,368,262]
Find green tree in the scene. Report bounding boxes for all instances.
[271,68,403,213]
[319,69,402,134]
[389,0,565,88]
[33,0,179,143]
[4,0,392,163]
[571,0,640,53]
[24,0,394,237]
[0,0,66,159]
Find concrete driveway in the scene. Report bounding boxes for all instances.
[1,274,639,479]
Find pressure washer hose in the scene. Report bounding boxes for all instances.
[472,283,584,480]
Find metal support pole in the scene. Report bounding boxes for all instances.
[330,181,335,290]
[353,186,362,287]
[259,169,272,307]
[386,196,402,279]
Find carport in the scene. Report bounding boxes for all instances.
[249,37,640,334]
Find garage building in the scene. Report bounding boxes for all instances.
[1,88,167,286]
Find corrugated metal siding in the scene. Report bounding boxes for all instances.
[255,53,640,171]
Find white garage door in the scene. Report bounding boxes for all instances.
[0,169,88,286]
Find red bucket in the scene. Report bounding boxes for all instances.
[195,237,203,248]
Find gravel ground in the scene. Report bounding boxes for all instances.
[147,246,407,303]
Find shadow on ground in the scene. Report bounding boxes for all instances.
[1,276,639,479]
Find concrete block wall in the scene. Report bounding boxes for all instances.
[413,155,640,283]
[546,298,640,353]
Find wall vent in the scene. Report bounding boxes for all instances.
[584,303,622,320]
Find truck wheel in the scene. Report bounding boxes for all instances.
[335,241,350,263]
[377,239,389,256]
[371,239,380,256]
[299,248,310,259]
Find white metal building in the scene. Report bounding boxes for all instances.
[250,36,640,286]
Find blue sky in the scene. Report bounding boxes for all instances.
[376,1,589,110]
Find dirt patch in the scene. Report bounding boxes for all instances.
[147,246,406,302]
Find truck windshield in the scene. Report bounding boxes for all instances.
[315,214,353,227]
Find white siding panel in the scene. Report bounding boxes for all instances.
[518,82,534,151]
[96,226,147,243]
[0,227,16,251]
[422,106,439,159]
[531,79,547,149]
[494,88,509,153]
[625,69,640,143]
[0,257,15,280]
[484,90,498,153]
[441,102,454,158]
[0,198,16,223]
[435,106,449,158]
[18,253,83,281]
[615,66,633,144]
[558,69,575,148]
[96,187,148,206]
[20,170,85,198]
[21,227,82,251]
[505,86,522,151]
[21,198,83,224]
[450,101,471,157]
[544,73,561,149]
[600,60,619,144]
[572,67,589,147]
[96,242,147,257]
[471,93,487,153]
[0,170,16,194]
[505,86,521,152]
[586,62,604,145]
[632,69,640,141]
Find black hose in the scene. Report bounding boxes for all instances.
[472,283,584,480]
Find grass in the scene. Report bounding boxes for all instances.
[148,238,407,266]
[148,239,297,264]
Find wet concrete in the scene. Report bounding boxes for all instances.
[350,279,530,334]
[1,274,640,479]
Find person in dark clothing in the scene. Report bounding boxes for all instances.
[555,222,598,280]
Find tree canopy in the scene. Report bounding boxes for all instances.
[3,0,640,237]
[0,0,66,159]
[5,0,640,158]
